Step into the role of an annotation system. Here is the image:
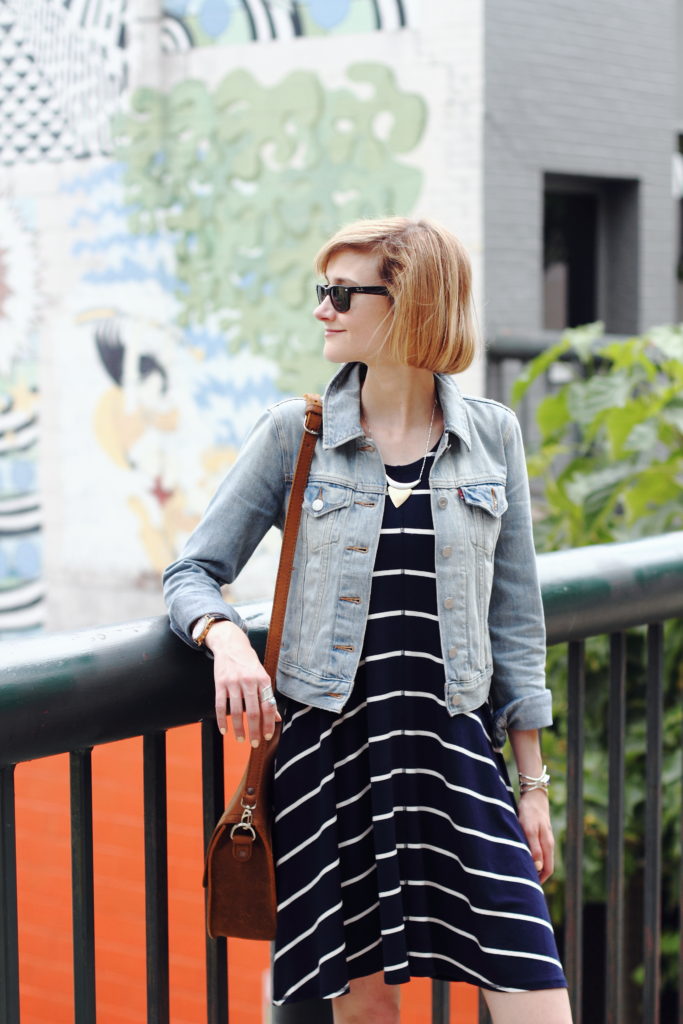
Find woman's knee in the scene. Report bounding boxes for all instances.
[483,985,572,1024]
[332,972,400,1024]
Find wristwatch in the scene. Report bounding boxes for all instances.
[191,614,226,647]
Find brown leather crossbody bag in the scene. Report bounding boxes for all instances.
[203,395,322,940]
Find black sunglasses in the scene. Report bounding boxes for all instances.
[316,283,389,313]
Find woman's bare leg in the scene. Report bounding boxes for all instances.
[483,987,572,1024]
[332,972,400,1024]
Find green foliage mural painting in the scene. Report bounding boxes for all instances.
[113,64,426,392]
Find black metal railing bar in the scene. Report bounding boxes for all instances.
[606,632,626,1024]
[0,765,19,1024]
[643,624,664,1024]
[70,749,96,1024]
[1,535,683,1024]
[144,732,170,1023]
[565,641,585,1024]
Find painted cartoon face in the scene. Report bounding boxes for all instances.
[315,249,394,366]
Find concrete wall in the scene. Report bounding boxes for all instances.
[484,0,679,339]
[0,0,484,635]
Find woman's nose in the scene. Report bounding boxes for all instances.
[314,297,335,320]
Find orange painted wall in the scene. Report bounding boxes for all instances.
[14,726,478,1023]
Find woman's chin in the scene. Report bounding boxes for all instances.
[323,341,349,364]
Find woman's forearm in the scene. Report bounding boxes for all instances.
[508,728,545,779]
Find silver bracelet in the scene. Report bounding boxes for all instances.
[518,765,550,795]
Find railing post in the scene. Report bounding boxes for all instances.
[70,749,97,1024]
[202,720,229,1024]
[643,624,663,1024]
[605,632,626,1024]
[0,764,20,1024]
[565,640,585,1024]
[431,979,449,1023]
[144,732,170,1024]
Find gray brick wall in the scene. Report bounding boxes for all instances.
[484,0,678,337]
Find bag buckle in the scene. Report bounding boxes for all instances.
[230,799,256,841]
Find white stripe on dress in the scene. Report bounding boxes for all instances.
[380,527,435,535]
[346,937,382,963]
[404,879,555,931]
[277,858,341,912]
[400,804,530,851]
[275,942,348,1002]
[343,901,379,927]
[372,568,436,579]
[409,950,525,993]
[408,915,564,968]
[398,842,544,892]
[363,650,444,665]
[367,608,440,622]
[273,900,344,961]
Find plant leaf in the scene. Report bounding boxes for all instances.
[566,371,631,427]
[511,337,571,405]
[536,388,570,440]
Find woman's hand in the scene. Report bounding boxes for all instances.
[204,620,282,746]
[508,728,554,884]
[517,788,555,884]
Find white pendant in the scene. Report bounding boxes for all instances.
[388,486,412,509]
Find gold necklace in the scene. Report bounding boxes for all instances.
[363,398,437,509]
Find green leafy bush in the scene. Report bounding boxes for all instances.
[513,323,683,997]
[513,322,683,548]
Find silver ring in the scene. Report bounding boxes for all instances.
[260,684,274,702]
[262,695,277,707]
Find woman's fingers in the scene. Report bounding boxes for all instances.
[217,674,283,745]
[538,822,555,882]
[261,687,282,742]
[518,792,555,883]
[208,623,281,742]
[526,828,544,874]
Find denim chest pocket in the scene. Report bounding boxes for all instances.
[301,482,353,552]
[459,483,508,553]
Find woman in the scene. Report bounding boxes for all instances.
[163,218,572,1023]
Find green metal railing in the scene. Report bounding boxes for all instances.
[2,533,683,1024]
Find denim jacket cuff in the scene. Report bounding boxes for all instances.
[491,690,553,750]
[169,598,248,649]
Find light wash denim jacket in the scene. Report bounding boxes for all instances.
[163,362,552,748]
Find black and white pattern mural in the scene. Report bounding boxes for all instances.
[0,0,128,164]
[0,198,43,635]
[161,0,409,51]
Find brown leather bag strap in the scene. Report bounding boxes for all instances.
[262,393,322,683]
[234,395,322,814]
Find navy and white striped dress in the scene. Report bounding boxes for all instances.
[271,448,566,1004]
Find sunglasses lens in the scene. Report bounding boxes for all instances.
[316,285,351,312]
[330,286,350,312]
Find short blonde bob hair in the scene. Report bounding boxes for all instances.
[314,217,477,375]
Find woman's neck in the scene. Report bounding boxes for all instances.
[359,365,443,465]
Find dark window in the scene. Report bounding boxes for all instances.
[543,174,639,334]
[544,192,598,328]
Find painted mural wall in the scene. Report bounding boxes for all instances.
[0,0,483,635]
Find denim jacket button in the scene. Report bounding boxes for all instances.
[311,498,324,512]
[452,694,462,706]
[443,597,454,610]
[448,646,458,658]
[442,545,452,558]
[438,497,448,509]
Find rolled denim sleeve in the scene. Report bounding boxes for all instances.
[488,413,552,749]
[163,404,295,647]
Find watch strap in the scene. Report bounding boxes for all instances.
[193,614,225,647]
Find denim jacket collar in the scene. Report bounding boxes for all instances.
[322,362,472,451]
